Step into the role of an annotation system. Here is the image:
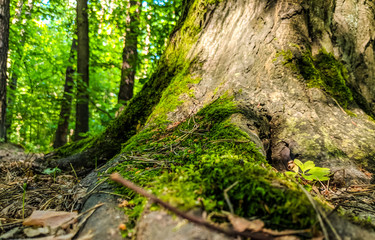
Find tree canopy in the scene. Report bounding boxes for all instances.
[6,0,181,151]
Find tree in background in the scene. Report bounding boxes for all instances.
[5,0,181,151]
[53,38,77,148]
[6,0,34,140]
[0,0,10,141]
[118,0,140,104]
[74,0,90,140]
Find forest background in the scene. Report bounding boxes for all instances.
[4,0,181,152]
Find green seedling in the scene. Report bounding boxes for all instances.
[43,167,62,182]
[286,159,330,182]
[22,182,27,219]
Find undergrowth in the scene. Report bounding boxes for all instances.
[109,96,316,235]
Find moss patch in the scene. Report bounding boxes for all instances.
[110,96,316,233]
[282,49,353,108]
[55,136,96,157]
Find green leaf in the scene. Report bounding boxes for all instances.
[305,167,330,181]
[293,159,303,172]
[300,160,315,173]
[285,171,298,178]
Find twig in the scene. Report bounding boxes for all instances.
[299,184,342,240]
[224,181,239,214]
[210,139,251,144]
[89,98,114,120]
[70,163,79,182]
[110,173,273,240]
[298,185,329,240]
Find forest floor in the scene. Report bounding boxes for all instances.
[0,143,88,239]
[1,143,375,239]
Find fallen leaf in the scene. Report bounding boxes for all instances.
[23,210,77,229]
[24,227,50,238]
[0,227,20,239]
[228,214,264,232]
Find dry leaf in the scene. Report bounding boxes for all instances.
[228,214,264,232]
[23,210,77,229]
[24,227,50,238]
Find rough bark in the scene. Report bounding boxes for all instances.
[159,0,375,185]
[43,0,375,186]
[38,0,375,238]
[0,0,10,141]
[118,1,140,103]
[74,0,89,140]
[53,38,77,148]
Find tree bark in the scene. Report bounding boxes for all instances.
[74,0,89,140]
[50,0,375,185]
[118,1,140,104]
[53,38,77,148]
[38,1,375,237]
[0,0,10,141]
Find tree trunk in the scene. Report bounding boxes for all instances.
[53,38,77,148]
[0,0,10,141]
[38,0,375,235]
[74,0,89,140]
[118,1,140,104]
[50,0,375,182]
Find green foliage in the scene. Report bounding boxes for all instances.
[43,166,62,182]
[285,159,331,182]
[110,96,316,232]
[7,0,182,151]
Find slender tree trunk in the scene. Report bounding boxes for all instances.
[0,0,10,141]
[118,1,140,104]
[53,38,77,148]
[74,0,90,140]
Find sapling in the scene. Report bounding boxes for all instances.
[43,167,62,182]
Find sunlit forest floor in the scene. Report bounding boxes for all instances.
[1,143,375,239]
[0,144,85,239]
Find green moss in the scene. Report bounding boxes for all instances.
[55,136,96,157]
[110,96,316,233]
[281,49,353,108]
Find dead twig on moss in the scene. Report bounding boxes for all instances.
[224,181,239,214]
[110,173,273,240]
[299,184,342,240]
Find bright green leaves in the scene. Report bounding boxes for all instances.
[286,159,330,182]
[7,0,183,151]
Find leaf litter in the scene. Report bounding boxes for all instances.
[0,143,96,239]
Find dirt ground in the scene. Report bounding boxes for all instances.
[0,143,82,239]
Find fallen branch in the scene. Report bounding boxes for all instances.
[110,173,273,240]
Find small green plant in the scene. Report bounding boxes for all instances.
[43,167,62,182]
[22,182,27,219]
[286,159,330,181]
